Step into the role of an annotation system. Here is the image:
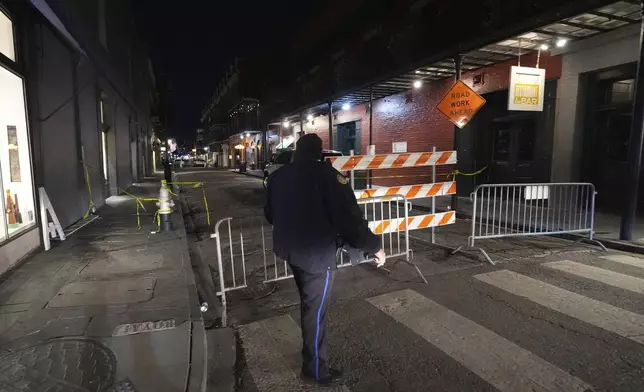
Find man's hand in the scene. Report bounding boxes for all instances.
[374,249,387,268]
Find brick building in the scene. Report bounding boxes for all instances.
[259,0,644,239]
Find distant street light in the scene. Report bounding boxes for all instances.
[556,38,568,48]
[413,80,422,89]
[342,103,351,110]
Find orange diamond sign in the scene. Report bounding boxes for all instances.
[436,80,486,129]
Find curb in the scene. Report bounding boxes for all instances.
[174,172,237,392]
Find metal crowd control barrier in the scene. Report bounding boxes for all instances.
[469,183,606,265]
[210,195,422,327]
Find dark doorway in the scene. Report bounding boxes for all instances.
[464,80,557,193]
[334,121,361,155]
[490,115,538,184]
[582,63,637,211]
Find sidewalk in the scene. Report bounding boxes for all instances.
[0,180,208,391]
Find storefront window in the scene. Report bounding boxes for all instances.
[0,10,14,61]
[0,65,35,240]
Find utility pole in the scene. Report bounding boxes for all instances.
[328,101,333,150]
[621,2,644,241]
[451,54,462,212]
[369,86,374,189]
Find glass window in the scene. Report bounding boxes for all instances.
[0,10,15,61]
[611,79,635,104]
[276,151,292,164]
[493,128,510,162]
[517,120,536,162]
[0,66,36,239]
[606,112,632,162]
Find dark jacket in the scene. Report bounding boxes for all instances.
[265,160,380,272]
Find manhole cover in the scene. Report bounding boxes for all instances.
[0,338,116,392]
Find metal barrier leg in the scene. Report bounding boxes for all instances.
[477,247,496,266]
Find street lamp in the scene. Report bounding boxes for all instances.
[342,103,351,111]
[413,80,422,89]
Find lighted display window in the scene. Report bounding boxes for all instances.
[0,65,36,240]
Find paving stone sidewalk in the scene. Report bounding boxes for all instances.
[0,181,208,392]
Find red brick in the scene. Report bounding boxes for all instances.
[304,52,562,188]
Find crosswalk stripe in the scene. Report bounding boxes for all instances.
[544,260,644,294]
[367,289,591,392]
[602,254,644,269]
[240,314,350,392]
[475,270,644,344]
[238,319,301,391]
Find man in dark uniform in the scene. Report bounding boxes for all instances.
[265,134,386,386]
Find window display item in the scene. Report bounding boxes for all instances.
[7,125,21,183]
[6,190,17,228]
[14,193,22,224]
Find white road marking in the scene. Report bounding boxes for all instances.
[367,289,591,392]
[240,314,350,392]
[544,260,644,294]
[602,254,644,269]
[476,270,644,344]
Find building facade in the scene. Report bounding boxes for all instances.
[201,59,265,168]
[261,0,644,239]
[0,0,155,275]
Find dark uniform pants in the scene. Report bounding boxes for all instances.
[291,264,336,379]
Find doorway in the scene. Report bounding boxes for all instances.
[583,63,637,210]
[334,121,361,155]
[490,115,538,184]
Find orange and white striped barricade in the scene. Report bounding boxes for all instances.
[329,147,463,255]
[337,194,428,284]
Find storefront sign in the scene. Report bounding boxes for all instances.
[437,80,486,129]
[508,66,545,112]
[392,141,407,153]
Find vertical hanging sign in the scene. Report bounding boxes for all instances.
[508,66,546,112]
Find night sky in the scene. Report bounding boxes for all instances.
[133,1,324,143]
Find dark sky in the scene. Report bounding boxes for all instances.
[133,1,324,142]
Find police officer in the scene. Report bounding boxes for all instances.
[265,134,386,386]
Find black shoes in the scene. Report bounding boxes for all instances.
[301,367,344,386]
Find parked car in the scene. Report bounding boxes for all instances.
[193,158,207,168]
[263,149,343,188]
[173,158,184,169]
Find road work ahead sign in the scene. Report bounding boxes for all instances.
[437,80,486,129]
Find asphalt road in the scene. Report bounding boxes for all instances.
[177,169,644,392]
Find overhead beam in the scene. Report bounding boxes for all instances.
[534,28,581,40]
[587,10,639,24]
[558,20,610,32]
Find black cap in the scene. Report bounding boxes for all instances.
[293,134,323,162]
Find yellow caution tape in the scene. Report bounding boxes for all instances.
[81,162,94,220]
[446,166,487,181]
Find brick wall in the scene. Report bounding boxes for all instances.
[303,52,562,188]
